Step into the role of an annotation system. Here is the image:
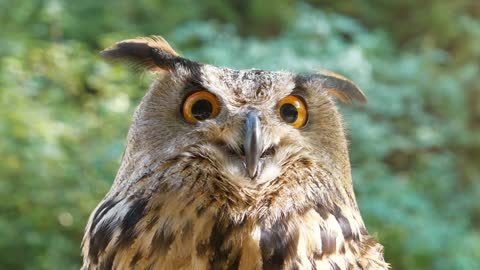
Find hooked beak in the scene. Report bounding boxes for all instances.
[244,111,263,178]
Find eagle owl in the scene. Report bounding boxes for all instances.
[81,36,389,270]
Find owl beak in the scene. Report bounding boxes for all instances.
[244,110,263,178]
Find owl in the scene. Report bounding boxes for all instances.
[81,36,389,270]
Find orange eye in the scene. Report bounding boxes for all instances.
[182,91,220,123]
[277,95,308,128]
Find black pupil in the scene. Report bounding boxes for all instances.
[280,103,298,123]
[191,99,213,120]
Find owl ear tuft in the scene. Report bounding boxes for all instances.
[100,36,180,73]
[309,70,367,104]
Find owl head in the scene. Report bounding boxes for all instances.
[103,36,366,218]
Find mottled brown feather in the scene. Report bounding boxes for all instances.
[317,70,367,104]
[81,35,388,270]
[100,36,179,72]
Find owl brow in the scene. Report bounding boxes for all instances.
[291,75,310,97]
[289,85,309,98]
[165,57,204,83]
[181,81,209,96]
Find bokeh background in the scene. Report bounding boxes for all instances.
[1,0,480,269]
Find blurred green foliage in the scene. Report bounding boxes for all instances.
[1,1,479,269]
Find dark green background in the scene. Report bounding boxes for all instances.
[1,1,479,269]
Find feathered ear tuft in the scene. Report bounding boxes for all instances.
[310,70,367,104]
[100,36,180,73]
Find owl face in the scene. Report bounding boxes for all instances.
[103,36,365,191]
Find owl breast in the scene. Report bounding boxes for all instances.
[83,153,387,270]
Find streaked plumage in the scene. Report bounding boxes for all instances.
[81,36,389,270]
